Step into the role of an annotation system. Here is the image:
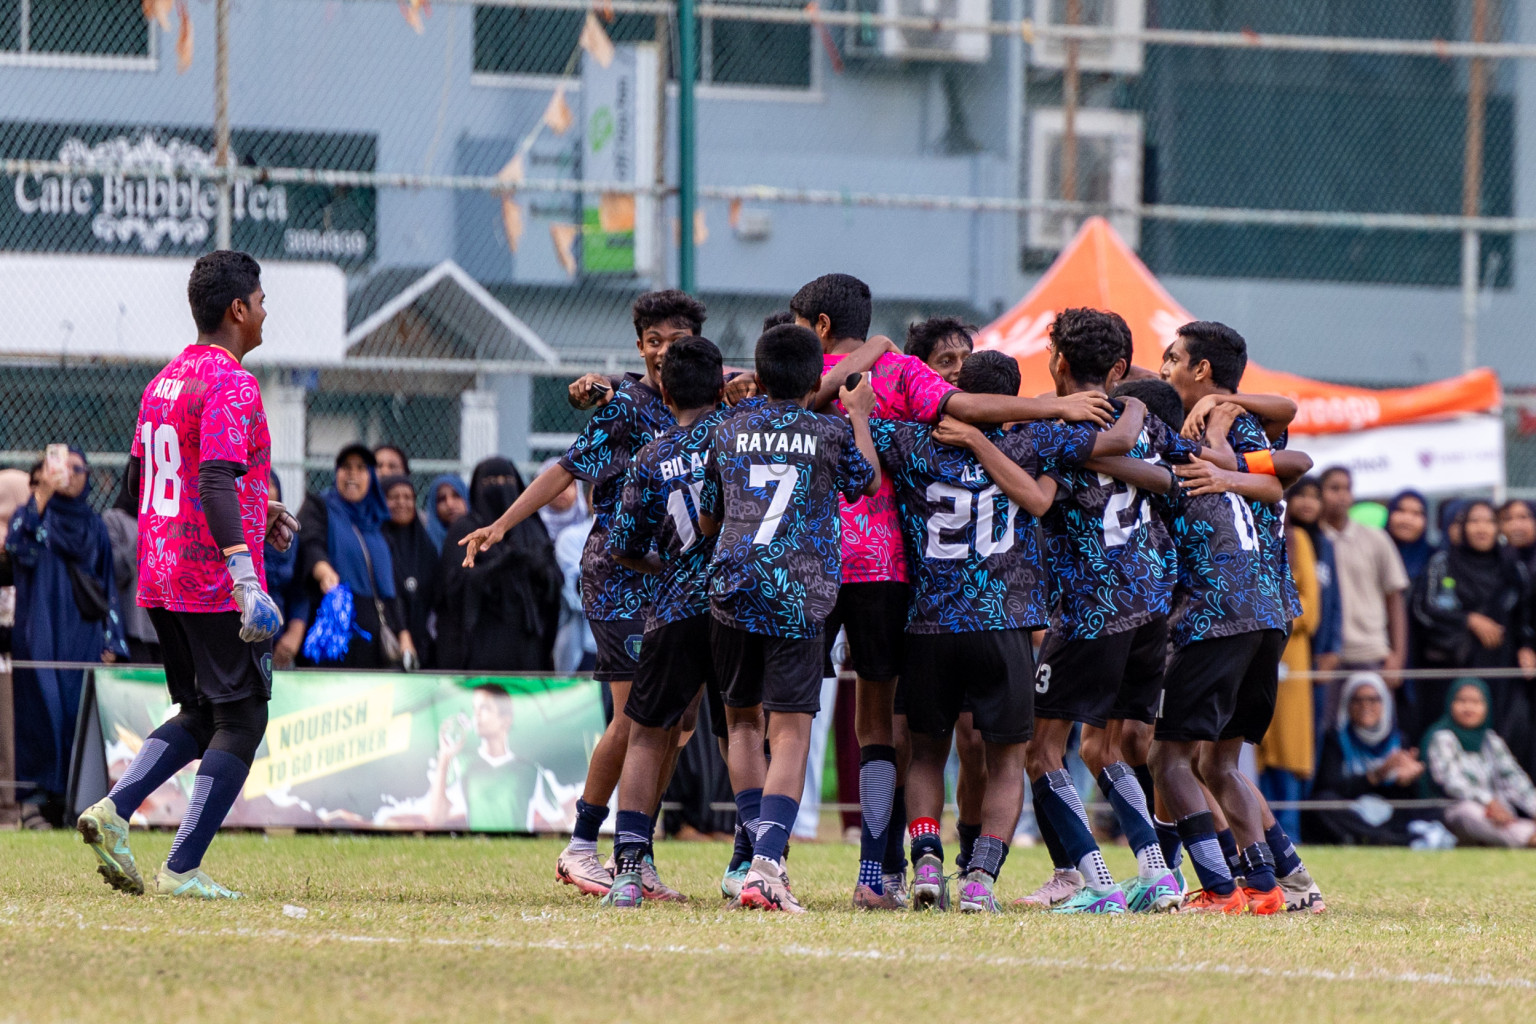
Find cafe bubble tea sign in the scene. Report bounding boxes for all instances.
[2,120,377,268]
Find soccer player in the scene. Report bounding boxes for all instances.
[702,324,881,913]
[427,684,540,831]
[601,337,730,908]
[790,274,1114,908]
[460,290,701,901]
[1022,307,1214,916]
[870,350,1141,912]
[1157,322,1327,914]
[76,250,291,899]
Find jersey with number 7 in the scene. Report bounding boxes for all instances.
[132,344,271,613]
[702,399,876,639]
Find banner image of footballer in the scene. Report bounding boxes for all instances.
[91,670,604,834]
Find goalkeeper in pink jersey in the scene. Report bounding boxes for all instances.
[76,251,296,900]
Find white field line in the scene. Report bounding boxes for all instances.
[3,912,1535,993]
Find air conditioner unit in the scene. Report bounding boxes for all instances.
[1026,108,1142,249]
[1031,0,1144,74]
[849,0,991,64]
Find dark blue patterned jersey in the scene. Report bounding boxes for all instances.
[1039,406,1200,641]
[702,399,876,639]
[1246,418,1302,623]
[1153,412,1292,646]
[610,409,730,633]
[870,419,1094,634]
[558,373,675,621]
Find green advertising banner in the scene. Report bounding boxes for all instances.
[2,121,376,268]
[93,669,604,833]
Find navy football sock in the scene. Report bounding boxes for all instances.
[1154,817,1184,870]
[754,793,798,864]
[955,821,981,872]
[1036,769,1113,888]
[1029,784,1072,871]
[614,810,652,874]
[1097,762,1160,858]
[106,722,200,820]
[1239,842,1277,892]
[1216,827,1241,873]
[857,745,897,892]
[1176,811,1236,896]
[572,798,609,845]
[1266,821,1303,877]
[882,786,909,874]
[164,750,247,875]
[970,834,1008,880]
[732,788,763,869]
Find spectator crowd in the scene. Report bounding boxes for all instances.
[3,440,1535,850]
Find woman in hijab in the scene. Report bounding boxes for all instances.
[1386,490,1434,584]
[1306,673,1431,845]
[536,456,589,538]
[382,475,438,669]
[1412,500,1536,770]
[267,470,309,670]
[435,457,561,672]
[4,447,127,827]
[101,463,160,663]
[297,444,415,670]
[1425,678,1536,848]
[423,474,468,553]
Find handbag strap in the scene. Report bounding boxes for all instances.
[348,522,391,623]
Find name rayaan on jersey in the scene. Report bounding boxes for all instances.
[734,431,818,455]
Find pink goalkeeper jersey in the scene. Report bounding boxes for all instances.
[133,345,271,613]
[824,350,956,583]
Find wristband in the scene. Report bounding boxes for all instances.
[1243,450,1276,476]
[227,550,260,588]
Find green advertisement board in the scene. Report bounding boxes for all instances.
[93,669,604,833]
[2,120,376,268]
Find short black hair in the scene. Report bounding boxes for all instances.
[1048,308,1123,387]
[905,316,976,364]
[1319,465,1352,488]
[956,350,1019,397]
[374,444,410,474]
[755,324,823,401]
[1113,378,1186,433]
[1107,311,1134,365]
[187,250,261,335]
[632,289,706,337]
[762,310,794,333]
[1286,475,1321,501]
[472,682,513,705]
[790,273,872,342]
[660,335,724,410]
[1176,321,1248,392]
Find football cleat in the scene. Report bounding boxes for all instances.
[77,798,144,896]
[600,870,645,910]
[639,854,688,903]
[910,854,947,911]
[1243,885,1286,916]
[153,864,240,899]
[555,844,614,896]
[1179,888,1247,915]
[739,856,805,914]
[1123,871,1182,913]
[1278,865,1327,914]
[1051,884,1127,915]
[1014,868,1085,909]
[721,863,750,900]
[957,870,1001,914]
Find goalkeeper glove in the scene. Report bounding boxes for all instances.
[228,551,283,643]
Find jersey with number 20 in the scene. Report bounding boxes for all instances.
[132,345,271,613]
[703,400,876,639]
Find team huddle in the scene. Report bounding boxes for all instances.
[462,272,1326,916]
[75,254,1324,915]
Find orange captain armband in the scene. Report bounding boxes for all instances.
[1243,450,1276,476]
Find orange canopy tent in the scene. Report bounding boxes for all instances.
[975,218,1505,495]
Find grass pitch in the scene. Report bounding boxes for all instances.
[1,831,1534,1023]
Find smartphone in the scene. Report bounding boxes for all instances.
[44,444,69,490]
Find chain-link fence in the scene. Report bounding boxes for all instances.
[4,0,1536,504]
